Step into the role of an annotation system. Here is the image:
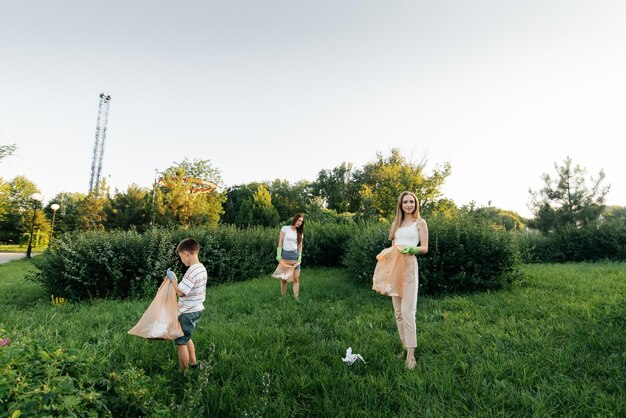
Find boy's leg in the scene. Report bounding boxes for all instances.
[177,343,190,370]
[187,339,197,366]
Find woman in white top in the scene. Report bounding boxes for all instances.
[388,191,429,369]
[276,214,305,299]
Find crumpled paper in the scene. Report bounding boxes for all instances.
[342,347,365,365]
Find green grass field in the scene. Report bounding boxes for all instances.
[1,260,625,417]
[0,244,46,253]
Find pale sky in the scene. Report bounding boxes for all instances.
[1,0,624,218]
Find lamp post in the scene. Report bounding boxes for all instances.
[26,193,44,259]
[50,203,60,240]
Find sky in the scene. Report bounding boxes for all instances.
[1,0,624,218]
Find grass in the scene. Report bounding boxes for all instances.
[1,260,625,417]
[0,244,46,253]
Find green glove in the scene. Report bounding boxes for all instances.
[276,247,282,262]
[297,252,302,263]
[399,246,421,255]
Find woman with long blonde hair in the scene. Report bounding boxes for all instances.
[386,191,429,369]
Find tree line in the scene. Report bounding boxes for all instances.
[0,145,621,246]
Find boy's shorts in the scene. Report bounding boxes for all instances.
[175,310,203,345]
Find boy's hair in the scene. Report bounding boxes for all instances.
[176,238,200,254]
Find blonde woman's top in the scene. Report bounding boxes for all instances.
[394,221,420,246]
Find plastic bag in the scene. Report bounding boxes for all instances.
[271,259,300,282]
[372,246,407,297]
[128,277,183,340]
[342,347,366,365]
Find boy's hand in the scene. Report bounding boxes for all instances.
[166,268,177,282]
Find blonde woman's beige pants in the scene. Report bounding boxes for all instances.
[391,255,419,348]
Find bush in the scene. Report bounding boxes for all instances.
[0,338,165,417]
[344,215,521,294]
[517,221,626,263]
[302,223,354,267]
[29,223,357,301]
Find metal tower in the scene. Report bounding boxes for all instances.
[89,93,111,193]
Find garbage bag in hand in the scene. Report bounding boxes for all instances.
[128,277,183,340]
[271,259,300,283]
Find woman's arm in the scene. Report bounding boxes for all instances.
[278,230,285,247]
[276,230,285,261]
[297,237,303,262]
[417,219,429,254]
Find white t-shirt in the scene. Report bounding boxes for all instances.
[178,263,207,314]
[281,225,299,251]
[394,221,420,246]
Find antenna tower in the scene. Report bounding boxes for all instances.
[89,93,112,193]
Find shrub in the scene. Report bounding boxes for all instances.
[344,215,521,294]
[0,338,165,417]
[515,220,626,263]
[302,223,354,267]
[29,223,356,301]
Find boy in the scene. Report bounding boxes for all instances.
[166,238,207,370]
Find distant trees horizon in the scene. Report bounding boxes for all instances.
[0,150,620,244]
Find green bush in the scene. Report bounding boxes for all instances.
[0,338,165,417]
[515,221,626,263]
[302,222,354,267]
[30,226,277,301]
[344,215,521,294]
[29,223,357,301]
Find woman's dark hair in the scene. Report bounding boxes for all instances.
[291,214,304,245]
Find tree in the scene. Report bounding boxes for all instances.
[602,206,626,224]
[0,175,44,244]
[529,156,610,232]
[269,179,310,221]
[223,183,259,225]
[44,192,86,234]
[78,179,111,231]
[106,184,151,231]
[0,144,16,163]
[251,185,280,227]
[351,148,452,220]
[463,204,526,231]
[155,160,226,228]
[310,163,353,213]
[171,157,224,187]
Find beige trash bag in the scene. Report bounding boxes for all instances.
[372,247,407,297]
[272,260,301,283]
[128,277,183,340]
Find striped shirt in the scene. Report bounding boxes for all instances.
[178,263,207,314]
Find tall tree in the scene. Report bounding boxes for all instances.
[351,148,451,220]
[269,179,310,221]
[310,162,353,213]
[0,176,44,244]
[44,192,86,234]
[223,184,258,225]
[106,184,151,231]
[78,178,111,231]
[155,161,226,228]
[529,156,610,232]
[251,185,280,227]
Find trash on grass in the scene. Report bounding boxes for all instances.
[342,347,365,365]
